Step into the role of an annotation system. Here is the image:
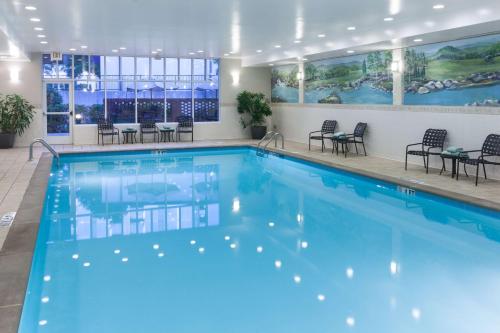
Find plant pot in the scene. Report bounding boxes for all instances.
[0,132,15,149]
[250,125,267,140]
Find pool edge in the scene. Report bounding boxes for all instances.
[0,153,51,333]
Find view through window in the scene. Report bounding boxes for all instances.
[42,54,220,125]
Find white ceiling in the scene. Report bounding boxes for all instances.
[1,0,500,66]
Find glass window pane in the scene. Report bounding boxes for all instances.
[59,55,73,79]
[137,81,165,123]
[74,55,89,80]
[151,58,164,79]
[106,81,136,123]
[165,58,178,77]
[136,57,150,80]
[46,83,70,113]
[207,59,219,78]
[166,80,192,122]
[194,81,219,122]
[89,55,103,79]
[74,82,105,124]
[120,57,135,80]
[179,58,191,76]
[193,59,205,77]
[105,56,119,80]
[47,114,70,136]
[42,54,58,78]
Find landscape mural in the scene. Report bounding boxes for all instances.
[304,51,393,104]
[404,34,500,107]
[271,64,299,103]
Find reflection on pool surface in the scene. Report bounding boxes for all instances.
[20,148,500,333]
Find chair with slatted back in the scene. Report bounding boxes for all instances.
[140,120,159,143]
[405,129,447,173]
[177,116,194,142]
[333,122,368,157]
[97,118,120,145]
[457,134,500,186]
[308,120,337,152]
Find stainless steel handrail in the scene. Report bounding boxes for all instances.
[263,132,285,151]
[29,138,60,166]
[257,131,276,150]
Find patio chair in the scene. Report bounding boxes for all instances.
[97,118,120,145]
[456,134,500,186]
[405,129,447,173]
[140,121,159,143]
[308,120,337,152]
[332,122,368,157]
[177,116,194,142]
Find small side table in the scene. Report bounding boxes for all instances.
[158,127,175,142]
[440,154,459,179]
[122,129,137,144]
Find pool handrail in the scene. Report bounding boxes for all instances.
[29,138,60,166]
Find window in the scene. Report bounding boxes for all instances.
[74,82,105,124]
[137,81,164,122]
[106,81,135,123]
[42,54,220,124]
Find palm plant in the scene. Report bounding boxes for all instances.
[236,91,272,139]
[0,94,35,148]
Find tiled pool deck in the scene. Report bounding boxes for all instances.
[0,139,499,332]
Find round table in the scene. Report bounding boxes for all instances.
[122,129,137,144]
[159,127,175,142]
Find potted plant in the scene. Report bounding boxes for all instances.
[0,94,35,148]
[236,91,272,139]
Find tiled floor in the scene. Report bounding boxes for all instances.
[1,139,499,250]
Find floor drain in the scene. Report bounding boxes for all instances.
[0,212,16,227]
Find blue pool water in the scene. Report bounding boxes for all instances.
[20,148,500,333]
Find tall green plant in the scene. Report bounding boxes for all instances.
[236,91,272,128]
[0,94,35,135]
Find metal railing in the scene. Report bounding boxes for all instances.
[29,138,60,166]
[257,131,285,155]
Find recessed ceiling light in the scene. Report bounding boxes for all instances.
[224,53,229,56]
[269,64,274,66]
[317,34,326,38]
[347,50,355,54]
[189,52,195,55]
[229,51,236,54]
[151,51,158,54]
[433,4,445,9]
[413,38,423,42]
[157,48,162,52]
[256,49,262,53]
[37,34,46,38]
[274,45,281,48]
[112,49,118,53]
[347,26,356,31]
[119,47,126,50]
[294,40,301,44]
[197,50,204,53]
[69,48,76,51]
[25,5,37,10]
[80,45,88,49]
[30,17,41,22]
[384,17,394,21]
[34,27,43,31]
[40,41,48,44]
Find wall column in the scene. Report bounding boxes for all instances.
[298,62,304,104]
[392,48,404,106]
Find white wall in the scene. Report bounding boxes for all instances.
[272,103,500,179]
[0,54,43,146]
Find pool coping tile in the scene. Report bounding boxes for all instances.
[0,153,51,331]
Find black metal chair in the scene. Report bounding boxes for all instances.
[332,122,368,157]
[140,121,159,143]
[177,116,194,142]
[308,120,337,152]
[405,129,447,173]
[97,118,120,145]
[457,134,500,186]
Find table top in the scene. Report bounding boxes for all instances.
[158,127,175,132]
[122,129,137,133]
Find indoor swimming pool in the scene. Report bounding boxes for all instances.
[19,147,500,332]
